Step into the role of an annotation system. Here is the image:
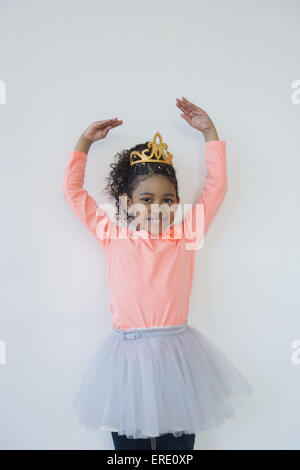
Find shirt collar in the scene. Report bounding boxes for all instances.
[128,220,177,241]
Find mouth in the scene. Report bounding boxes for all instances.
[148,220,162,225]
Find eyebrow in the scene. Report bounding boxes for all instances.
[139,192,176,197]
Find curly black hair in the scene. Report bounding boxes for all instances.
[103,141,179,224]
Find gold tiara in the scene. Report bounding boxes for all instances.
[130,131,174,167]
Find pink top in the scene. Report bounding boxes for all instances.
[62,140,227,330]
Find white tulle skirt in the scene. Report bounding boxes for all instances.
[73,321,253,439]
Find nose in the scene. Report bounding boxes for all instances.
[148,209,162,218]
[147,205,170,220]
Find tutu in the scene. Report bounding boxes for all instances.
[73,322,253,439]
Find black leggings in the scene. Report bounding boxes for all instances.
[111,432,195,450]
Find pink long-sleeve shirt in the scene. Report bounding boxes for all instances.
[62,140,227,330]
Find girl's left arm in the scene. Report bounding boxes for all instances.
[175,97,227,249]
[182,138,227,249]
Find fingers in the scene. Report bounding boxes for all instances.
[181,96,194,105]
[108,120,123,127]
[181,97,194,111]
[176,99,194,115]
[176,97,204,114]
[181,96,201,111]
[104,120,123,133]
[180,113,193,125]
[93,118,123,127]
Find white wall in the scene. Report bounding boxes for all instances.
[0,0,299,450]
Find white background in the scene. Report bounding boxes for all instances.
[0,0,300,450]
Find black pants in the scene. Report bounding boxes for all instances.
[111,432,195,450]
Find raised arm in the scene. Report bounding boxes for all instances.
[62,121,123,249]
[183,140,227,249]
[175,97,227,250]
[62,149,114,250]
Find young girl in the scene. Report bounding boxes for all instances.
[62,97,253,451]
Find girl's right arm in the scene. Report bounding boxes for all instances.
[62,119,123,249]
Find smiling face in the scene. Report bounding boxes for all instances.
[123,174,180,235]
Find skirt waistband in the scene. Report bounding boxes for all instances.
[113,321,188,340]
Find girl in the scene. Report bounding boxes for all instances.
[62,97,253,451]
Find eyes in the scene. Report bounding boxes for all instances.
[141,198,174,203]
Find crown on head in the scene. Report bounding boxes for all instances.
[130,131,174,167]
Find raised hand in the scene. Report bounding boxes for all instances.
[74,118,124,153]
[83,118,123,143]
[175,97,217,137]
